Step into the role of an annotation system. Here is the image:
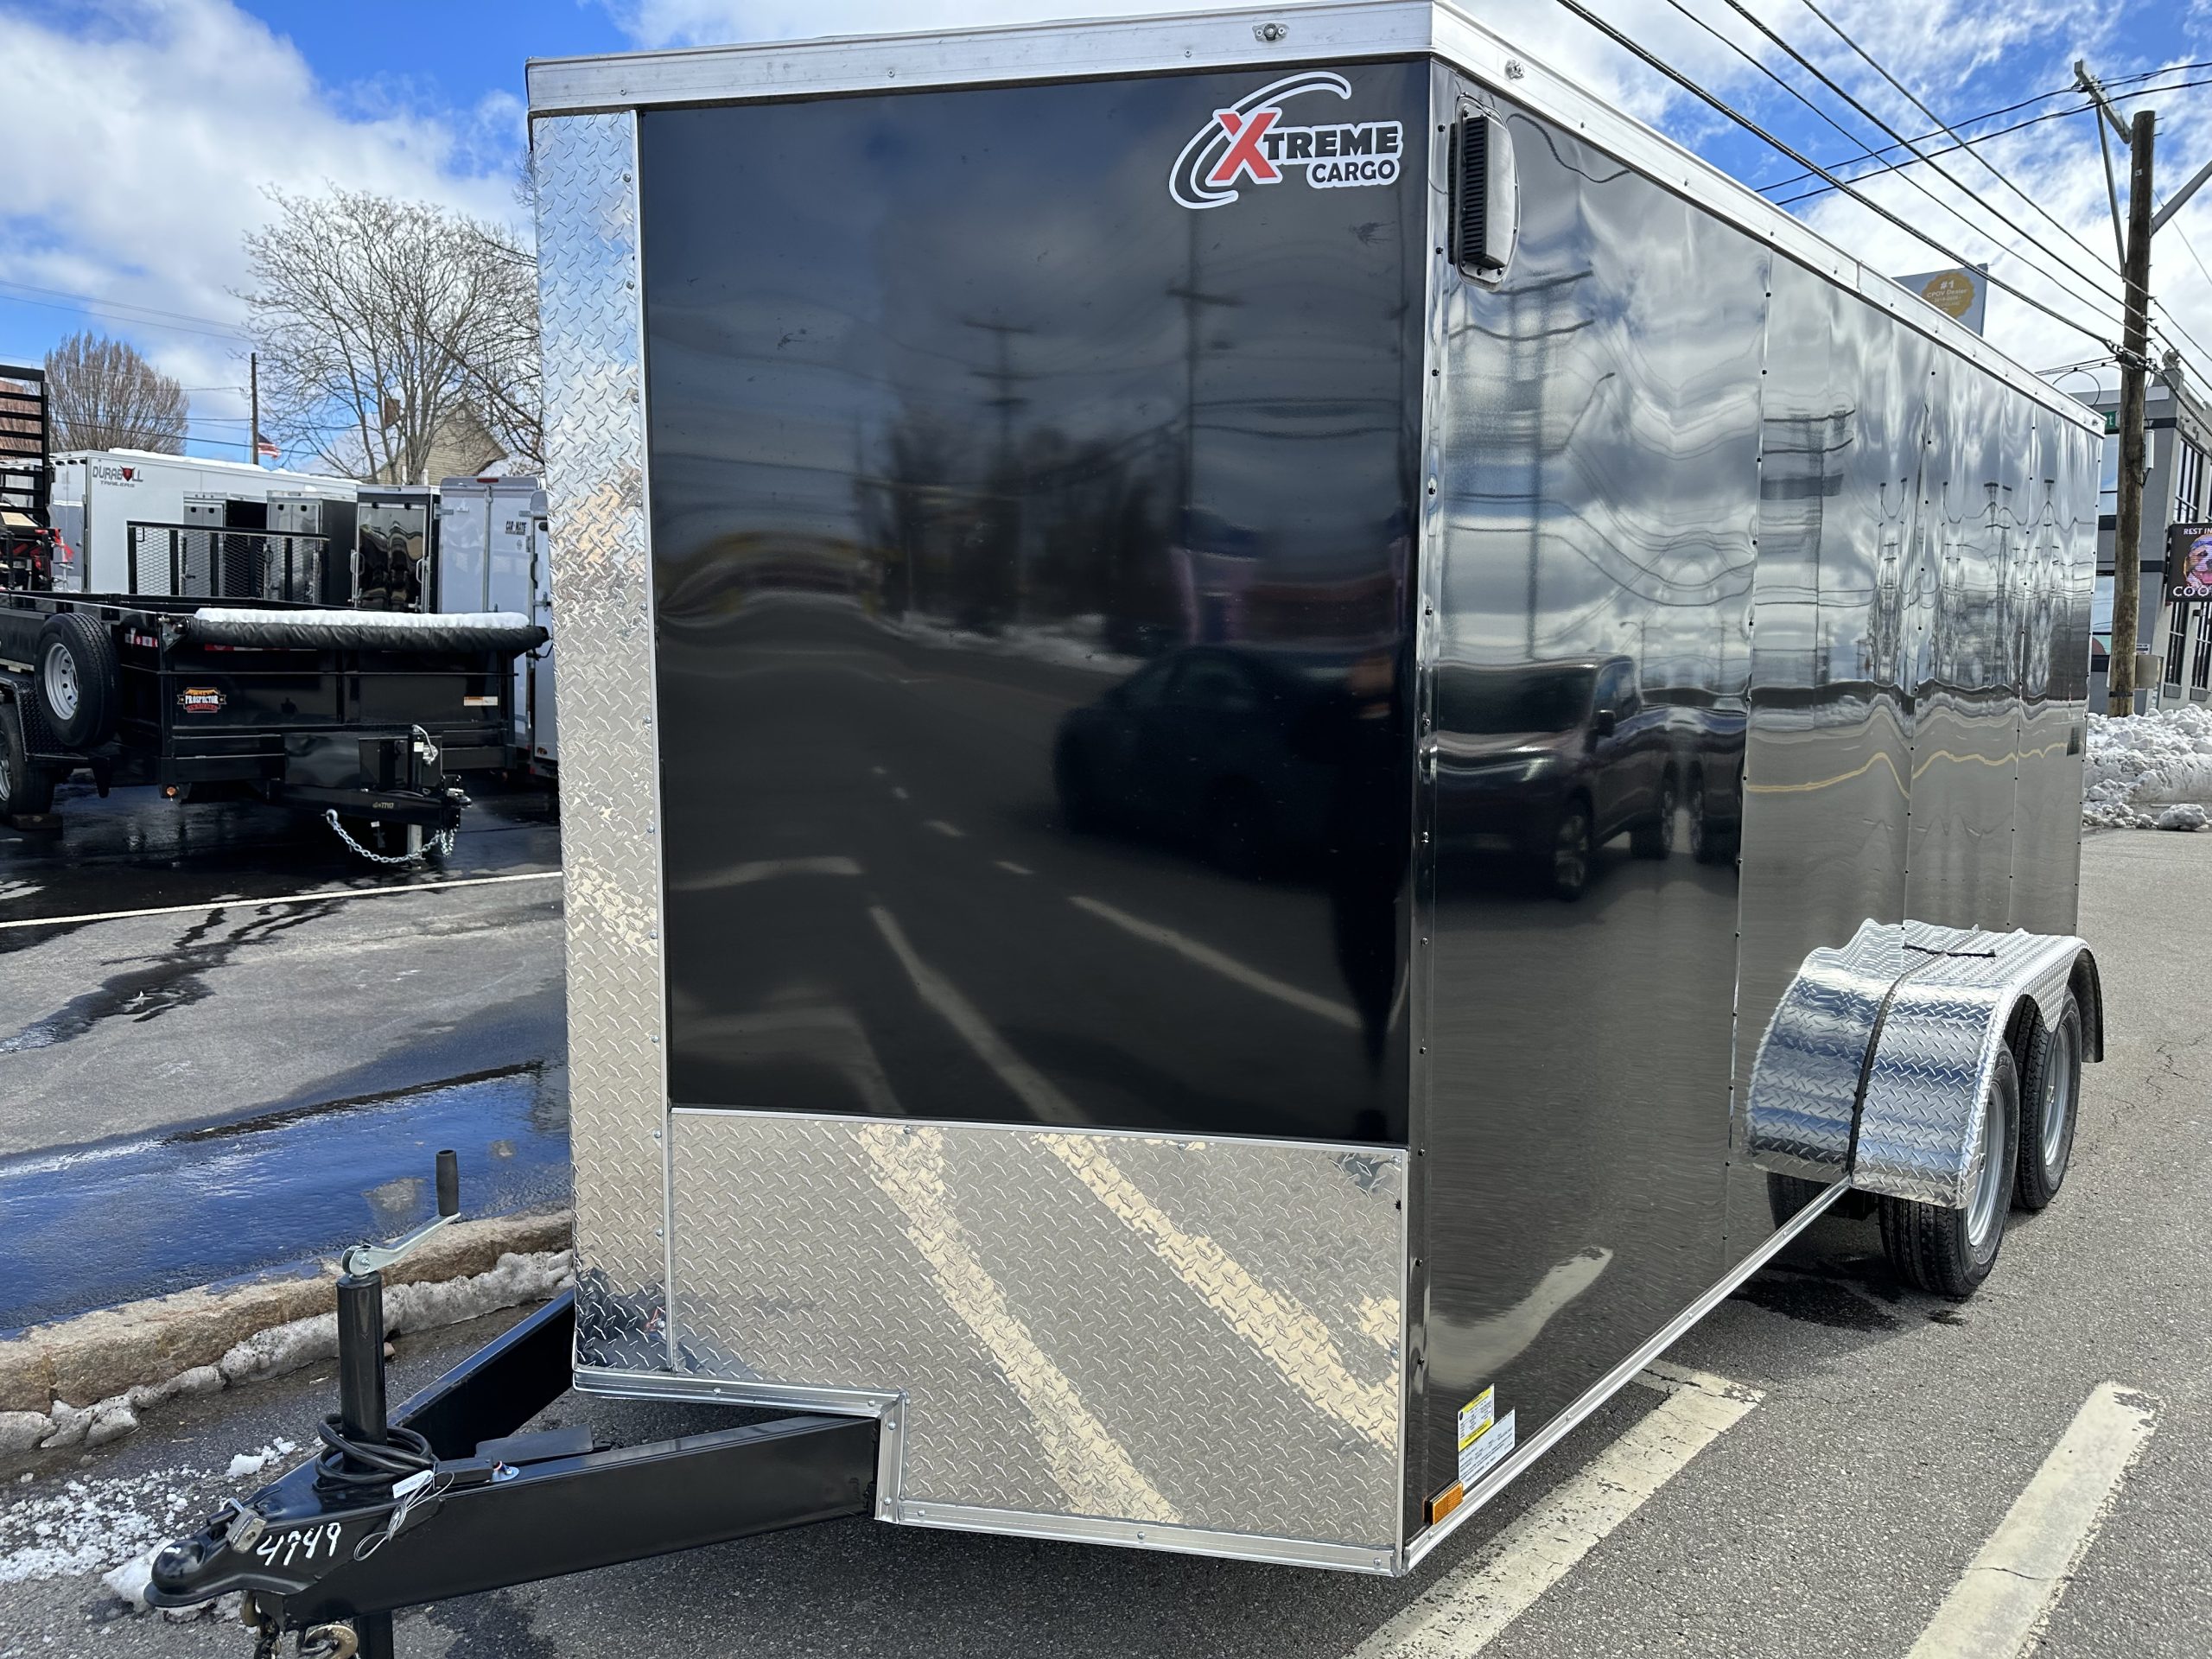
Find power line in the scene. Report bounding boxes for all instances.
[1781,9,2212,381]
[1653,0,2133,350]
[0,280,251,344]
[1759,65,2212,195]
[1713,0,2136,332]
[1546,0,2120,352]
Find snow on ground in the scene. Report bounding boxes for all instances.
[0,1468,200,1586]
[2084,707,2212,830]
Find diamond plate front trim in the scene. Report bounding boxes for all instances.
[668,1111,1407,1554]
[533,110,670,1373]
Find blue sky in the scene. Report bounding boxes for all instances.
[1,0,2205,467]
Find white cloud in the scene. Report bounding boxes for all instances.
[0,0,524,440]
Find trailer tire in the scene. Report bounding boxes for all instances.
[2014,992,2082,1212]
[0,706,55,817]
[1878,1046,2019,1300]
[35,612,118,750]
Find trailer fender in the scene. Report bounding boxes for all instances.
[1745,923,2101,1207]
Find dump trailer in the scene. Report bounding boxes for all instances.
[149,3,2106,1646]
[0,594,544,845]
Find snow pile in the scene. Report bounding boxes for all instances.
[0,1250,570,1465]
[2084,707,2212,830]
[0,1469,196,1586]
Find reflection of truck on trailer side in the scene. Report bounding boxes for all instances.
[148,6,2107,1650]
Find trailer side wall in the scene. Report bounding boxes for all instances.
[1410,73,2096,1531]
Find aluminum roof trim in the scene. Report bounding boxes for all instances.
[524,0,2099,433]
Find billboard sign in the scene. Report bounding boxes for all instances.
[1897,265,1989,335]
[2168,523,2212,604]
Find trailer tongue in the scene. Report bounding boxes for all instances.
[145,1160,877,1658]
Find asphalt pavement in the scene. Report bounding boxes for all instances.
[0,781,567,1326]
[0,821,2204,1656]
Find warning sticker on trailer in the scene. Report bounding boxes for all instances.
[1457,1388,1495,1451]
[1458,1390,1516,1490]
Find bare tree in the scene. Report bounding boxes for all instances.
[44,332,188,454]
[243,188,541,483]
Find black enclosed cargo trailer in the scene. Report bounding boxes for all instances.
[149,3,2108,1645]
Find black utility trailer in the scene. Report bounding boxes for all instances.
[0,592,544,842]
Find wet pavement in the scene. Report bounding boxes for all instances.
[0,778,561,925]
[0,779,567,1326]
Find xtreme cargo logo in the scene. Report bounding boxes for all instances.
[1169,71,1403,209]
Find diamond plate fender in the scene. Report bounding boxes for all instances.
[1745,922,2101,1207]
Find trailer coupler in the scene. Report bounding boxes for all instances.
[145,1173,878,1651]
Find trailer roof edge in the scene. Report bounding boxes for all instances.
[524,0,2099,433]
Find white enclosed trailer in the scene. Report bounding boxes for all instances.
[437,475,557,773]
[48,450,356,597]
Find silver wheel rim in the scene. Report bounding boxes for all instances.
[42,645,79,721]
[0,746,11,801]
[1658,779,1676,850]
[1967,1078,2007,1251]
[2041,1022,2076,1167]
[1555,812,1588,890]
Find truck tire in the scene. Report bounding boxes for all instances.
[0,703,55,817]
[2014,992,2082,1212]
[1878,1046,2019,1300]
[1631,769,1677,858]
[35,612,119,750]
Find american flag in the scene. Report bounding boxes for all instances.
[256,433,279,461]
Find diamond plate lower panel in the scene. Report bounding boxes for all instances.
[533,110,669,1372]
[668,1111,1407,1552]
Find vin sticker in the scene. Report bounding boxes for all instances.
[1459,1409,1516,1490]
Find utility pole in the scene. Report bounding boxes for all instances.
[2075,62,2212,715]
[249,351,260,469]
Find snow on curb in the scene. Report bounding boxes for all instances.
[0,1211,571,1465]
[2085,707,2212,830]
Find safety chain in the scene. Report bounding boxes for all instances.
[324,808,456,866]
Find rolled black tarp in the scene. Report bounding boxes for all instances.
[181,608,548,654]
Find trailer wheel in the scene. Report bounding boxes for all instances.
[1631,769,1677,858]
[2014,992,2082,1212]
[35,613,119,750]
[1878,1046,2019,1300]
[0,708,55,817]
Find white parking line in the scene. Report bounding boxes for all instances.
[868,906,1085,1126]
[1906,1382,2159,1659]
[995,860,1033,876]
[1348,1364,1762,1658]
[1070,895,1361,1031]
[0,870,563,932]
[923,819,966,838]
[670,855,861,892]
